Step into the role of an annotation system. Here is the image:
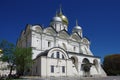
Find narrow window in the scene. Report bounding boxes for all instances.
[56,52,59,58]
[51,65,54,73]
[62,66,65,73]
[73,46,76,51]
[62,54,65,59]
[48,41,51,47]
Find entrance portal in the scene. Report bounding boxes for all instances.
[82,58,92,77]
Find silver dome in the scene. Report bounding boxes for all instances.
[74,25,82,30]
[72,20,82,33]
[52,16,62,22]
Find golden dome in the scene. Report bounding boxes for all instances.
[58,13,68,26]
[57,6,68,26]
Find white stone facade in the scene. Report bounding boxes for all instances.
[17,8,106,77]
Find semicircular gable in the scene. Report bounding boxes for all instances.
[82,37,90,44]
[32,25,42,32]
[58,30,69,39]
[47,47,69,59]
[43,27,57,35]
[71,33,81,41]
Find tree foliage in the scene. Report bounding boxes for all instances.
[0,40,15,62]
[0,40,33,77]
[0,40,15,77]
[103,54,120,75]
[14,47,32,76]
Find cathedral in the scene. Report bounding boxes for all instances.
[17,7,106,77]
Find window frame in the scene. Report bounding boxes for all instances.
[56,52,60,58]
[51,65,54,73]
[62,66,65,73]
[48,41,51,47]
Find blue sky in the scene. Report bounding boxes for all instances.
[0,0,120,61]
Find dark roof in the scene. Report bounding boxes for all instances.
[58,29,70,35]
[50,25,58,33]
[83,36,90,42]
[36,49,100,60]
[67,51,100,58]
[36,50,49,58]
[36,47,68,58]
[74,32,82,39]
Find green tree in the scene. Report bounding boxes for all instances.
[103,54,120,75]
[14,47,32,76]
[0,40,15,77]
[0,40,33,77]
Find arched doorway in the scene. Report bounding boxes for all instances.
[70,56,78,71]
[82,58,92,77]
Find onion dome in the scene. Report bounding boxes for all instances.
[52,16,62,22]
[73,20,82,32]
[50,14,62,25]
[57,7,68,26]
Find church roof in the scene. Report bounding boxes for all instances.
[67,51,100,58]
[35,48,100,60]
[36,50,49,58]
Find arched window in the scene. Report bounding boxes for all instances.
[56,52,60,58]
[82,58,90,64]
[48,41,51,47]
[71,57,76,64]
[73,46,76,51]
[47,48,69,59]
